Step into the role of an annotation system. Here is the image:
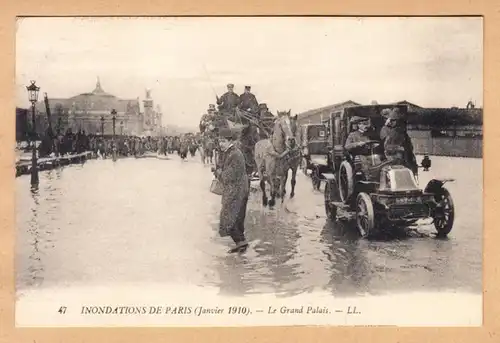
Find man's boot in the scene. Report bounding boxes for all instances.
[228,240,249,254]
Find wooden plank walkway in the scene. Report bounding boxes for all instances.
[16,151,94,177]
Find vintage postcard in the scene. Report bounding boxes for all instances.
[14,16,483,327]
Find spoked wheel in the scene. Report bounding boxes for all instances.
[433,187,455,237]
[324,180,339,220]
[338,161,354,204]
[356,192,375,238]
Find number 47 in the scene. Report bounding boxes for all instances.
[58,306,67,314]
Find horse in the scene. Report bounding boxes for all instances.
[254,110,301,207]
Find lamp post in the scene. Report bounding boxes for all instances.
[100,116,104,136]
[26,80,40,186]
[111,109,117,161]
[111,109,117,138]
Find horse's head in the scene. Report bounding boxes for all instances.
[274,110,299,152]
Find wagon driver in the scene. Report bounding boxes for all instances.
[216,83,240,115]
[238,85,260,115]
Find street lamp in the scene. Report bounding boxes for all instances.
[111,109,117,161]
[100,115,105,136]
[111,109,117,137]
[26,80,40,186]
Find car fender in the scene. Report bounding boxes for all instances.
[321,172,336,181]
[424,178,455,194]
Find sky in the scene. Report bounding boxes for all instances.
[15,17,483,128]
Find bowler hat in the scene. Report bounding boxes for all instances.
[218,128,235,140]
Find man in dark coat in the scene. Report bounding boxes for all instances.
[215,128,250,253]
[216,84,240,115]
[344,116,378,151]
[238,85,259,114]
[344,116,384,180]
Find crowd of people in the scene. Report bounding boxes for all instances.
[26,128,204,160]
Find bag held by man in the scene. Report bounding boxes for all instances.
[210,178,223,195]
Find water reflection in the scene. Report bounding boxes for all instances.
[215,204,302,296]
[26,186,43,287]
[319,219,371,296]
[16,157,482,297]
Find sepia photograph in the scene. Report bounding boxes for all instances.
[14,16,483,327]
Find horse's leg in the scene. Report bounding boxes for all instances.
[290,164,298,198]
[279,174,287,201]
[267,174,276,207]
[259,174,268,207]
[282,170,289,198]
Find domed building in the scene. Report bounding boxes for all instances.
[34,78,163,136]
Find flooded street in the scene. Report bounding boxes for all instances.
[15,155,482,298]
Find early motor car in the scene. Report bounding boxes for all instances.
[300,123,329,190]
[321,105,455,238]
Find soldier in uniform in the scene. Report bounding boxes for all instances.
[344,116,377,151]
[207,104,217,117]
[216,84,240,115]
[344,116,384,180]
[199,113,210,133]
[238,85,259,114]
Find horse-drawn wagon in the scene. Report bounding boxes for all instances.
[200,105,276,174]
[321,104,455,238]
[202,100,305,208]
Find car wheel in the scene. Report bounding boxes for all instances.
[324,180,338,220]
[356,192,375,238]
[311,167,321,190]
[433,187,454,236]
[339,161,354,204]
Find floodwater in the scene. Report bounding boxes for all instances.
[15,154,482,298]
